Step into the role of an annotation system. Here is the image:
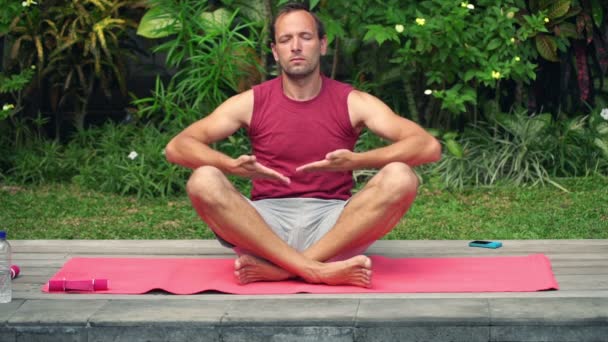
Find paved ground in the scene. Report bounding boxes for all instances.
[0,239,606,342]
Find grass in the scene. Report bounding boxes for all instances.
[1,176,607,240]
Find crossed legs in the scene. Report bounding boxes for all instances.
[186,162,418,287]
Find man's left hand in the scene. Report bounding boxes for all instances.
[296,149,359,172]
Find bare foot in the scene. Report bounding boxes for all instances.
[309,255,373,288]
[234,254,292,284]
[234,254,373,288]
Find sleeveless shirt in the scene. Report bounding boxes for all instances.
[248,75,359,200]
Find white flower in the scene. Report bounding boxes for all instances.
[2,104,14,111]
[395,24,404,33]
[424,89,433,95]
[601,108,608,121]
[461,2,474,9]
[128,151,138,160]
[492,71,501,79]
[21,0,36,7]
[415,18,426,26]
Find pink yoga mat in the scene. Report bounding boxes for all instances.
[42,254,559,294]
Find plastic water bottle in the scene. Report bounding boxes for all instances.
[0,231,12,303]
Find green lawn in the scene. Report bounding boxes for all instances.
[1,176,607,240]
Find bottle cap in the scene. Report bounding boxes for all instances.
[0,231,5,239]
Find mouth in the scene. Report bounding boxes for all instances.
[290,57,305,63]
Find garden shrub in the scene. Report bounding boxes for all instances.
[71,123,189,198]
[425,108,608,189]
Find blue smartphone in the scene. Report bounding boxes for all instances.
[468,240,502,249]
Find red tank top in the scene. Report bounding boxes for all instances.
[248,75,358,200]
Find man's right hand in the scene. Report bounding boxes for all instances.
[228,155,290,185]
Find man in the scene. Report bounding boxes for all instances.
[165,3,441,288]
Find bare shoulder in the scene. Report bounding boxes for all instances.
[347,89,396,127]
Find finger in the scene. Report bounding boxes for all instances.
[256,164,291,184]
[236,155,256,166]
[296,160,330,172]
[326,149,348,160]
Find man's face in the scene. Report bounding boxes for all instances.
[271,10,327,79]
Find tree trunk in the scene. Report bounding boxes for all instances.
[403,77,420,123]
[261,0,273,81]
[331,37,339,80]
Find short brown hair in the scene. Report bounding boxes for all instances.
[270,2,325,44]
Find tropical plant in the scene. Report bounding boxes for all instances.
[522,0,608,111]
[425,107,607,189]
[133,0,264,128]
[360,0,543,125]
[0,0,35,141]
[4,0,142,133]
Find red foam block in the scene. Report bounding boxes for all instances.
[47,279,108,292]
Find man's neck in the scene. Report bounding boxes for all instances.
[281,72,323,101]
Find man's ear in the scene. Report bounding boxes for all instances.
[271,43,278,61]
[320,36,328,56]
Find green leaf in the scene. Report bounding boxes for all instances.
[363,25,398,45]
[529,113,552,135]
[461,86,477,103]
[556,22,580,39]
[594,138,608,159]
[535,34,559,62]
[426,128,441,138]
[136,7,179,39]
[309,0,320,10]
[443,132,458,140]
[486,38,502,51]
[596,122,608,136]
[590,0,604,28]
[199,8,233,31]
[546,0,571,20]
[318,14,345,45]
[445,139,464,158]
[463,69,476,82]
[231,0,265,22]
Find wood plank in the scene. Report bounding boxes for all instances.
[552,266,608,275]
[8,239,607,302]
[10,240,229,255]
[12,253,67,260]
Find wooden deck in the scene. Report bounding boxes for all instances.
[11,239,607,299]
[2,239,607,341]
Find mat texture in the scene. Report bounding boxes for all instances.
[42,254,559,294]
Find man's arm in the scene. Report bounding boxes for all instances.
[165,90,290,183]
[296,90,441,172]
[348,90,442,168]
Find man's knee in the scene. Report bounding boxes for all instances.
[376,162,419,202]
[186,166,229,204]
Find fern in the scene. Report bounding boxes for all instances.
[0,69,34,94]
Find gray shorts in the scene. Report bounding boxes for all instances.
[215,197,370,260]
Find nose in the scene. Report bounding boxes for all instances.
[290,37,302,53]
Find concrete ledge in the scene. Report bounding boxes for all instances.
[1,298,606,342]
